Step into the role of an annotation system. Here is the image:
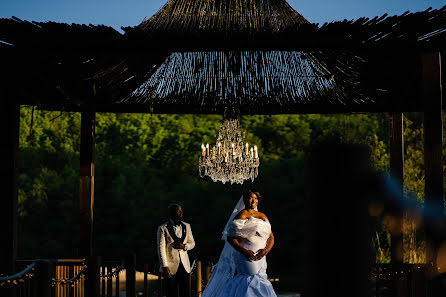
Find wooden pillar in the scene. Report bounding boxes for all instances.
[85,256,100,297]
[79,111,97,297]
[422,52,444,269]
[79,111,96,258]
[126,254,136,297]
[68,264,75,297]
[196,261,202,297]
[37,260,54,297]
[306,143,373,297]
[101,265,106,297]
[107,265,113,296]
[389,113,404,265]
[144,263,148,297]
[0,103,19,297]
[116,268,120,297]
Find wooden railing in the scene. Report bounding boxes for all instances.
[13,259,87,297]
[5,257,213,297]
[371,264,432,297]
[100,260,124,297]
[147,258,214,297]
[5,258,437,297]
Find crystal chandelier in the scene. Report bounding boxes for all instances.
[199,118,260,184]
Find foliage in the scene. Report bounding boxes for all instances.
[402,114,426,264]
[17,107,432,282]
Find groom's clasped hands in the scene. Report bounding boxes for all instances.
[171,242,185,249]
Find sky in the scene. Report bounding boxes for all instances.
[1,0,445,33]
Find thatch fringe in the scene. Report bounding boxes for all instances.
[139,0,308,34]
[120,51,371,112]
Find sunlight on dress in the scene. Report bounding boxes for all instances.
[218,217,277,297]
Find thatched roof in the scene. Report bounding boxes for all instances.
[119,1,433,114]
[139,0,309,34]
[1,3,446,114]
[126,3,446,52]
[120,50,371,114]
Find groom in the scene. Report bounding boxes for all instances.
[157,204,195,297]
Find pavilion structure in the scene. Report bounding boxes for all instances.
[1,0,445,296]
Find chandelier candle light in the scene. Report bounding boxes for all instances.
[199,119,260,184]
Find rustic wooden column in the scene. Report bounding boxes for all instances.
[0,103,19,297]
[85,256,100,297]
[143,263,148,297]
[126,254,136,297]
[389,113,405,297]
[37,260,54,297]
[79,111,98,297]
[196,260,202,297]
[422,52,444,269]
[79,111,96,257]
[390,113,404,263]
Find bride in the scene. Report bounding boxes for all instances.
[202,189,276,297]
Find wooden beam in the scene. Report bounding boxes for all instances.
[79,111,95,257]
[422,52,444,268]
[389,113,404,264]
[0,103,19,297]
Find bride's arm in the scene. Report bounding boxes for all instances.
[227,210,257,261]
[227,236,257,261]
[256,230,274,260]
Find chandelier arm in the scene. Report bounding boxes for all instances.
[199,119,260,184]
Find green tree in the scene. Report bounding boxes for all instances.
[18,107,435,290]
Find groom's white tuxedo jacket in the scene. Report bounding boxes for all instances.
[157,220,195,274]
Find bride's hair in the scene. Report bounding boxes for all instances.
[243,189,261,203]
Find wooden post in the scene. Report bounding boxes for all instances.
[116,269,120,297]
[107,265,113,297]
[79,110,95,258]
[196,260,202,297]
[85,256,100,297]
[389,113,405,297]
[101,265,106,297]
[422,52,444,271]
[68,264,75,297]
[390,112,405,264]
[144,263,148,297]
[0,103,19,297]
[37,260,53,297]
[126,254,136,297]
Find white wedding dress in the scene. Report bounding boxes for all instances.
[218,217,277,297]
[201,197,277,297]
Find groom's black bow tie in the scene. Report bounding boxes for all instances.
[172,220,181,227]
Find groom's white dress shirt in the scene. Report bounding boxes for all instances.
[157,220,195,274]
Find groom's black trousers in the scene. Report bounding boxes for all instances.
[166,263,190,297]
